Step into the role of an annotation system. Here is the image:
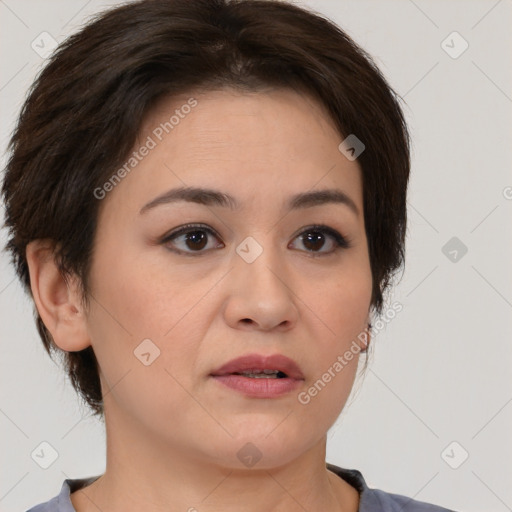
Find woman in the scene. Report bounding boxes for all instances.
[1,0,456,510]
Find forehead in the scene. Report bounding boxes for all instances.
[102,88,364,219]
[141,87,341,157]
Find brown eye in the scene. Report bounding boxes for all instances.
[300,231,329,252]
[290,225,351,257]
[180,230,208,251]
[162,224,224,255]
[161,223,351,257]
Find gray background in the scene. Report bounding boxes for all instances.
[1,1,511,511]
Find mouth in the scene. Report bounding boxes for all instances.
[228,369,289,378]
[209,353,304,398]
[210,352,305,380]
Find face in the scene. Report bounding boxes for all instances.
[85,88,372,469]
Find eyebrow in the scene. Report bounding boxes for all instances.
[139,186,359,216]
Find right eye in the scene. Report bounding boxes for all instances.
[161,223,225,255]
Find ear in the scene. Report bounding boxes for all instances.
[25,240,91,352]
[359,318,372,353]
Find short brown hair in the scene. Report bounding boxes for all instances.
[1,0,410,418]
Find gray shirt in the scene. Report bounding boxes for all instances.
[25,463,457,511]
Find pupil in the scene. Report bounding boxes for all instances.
[184,230,325,252]
[304,231,324,251]
[186,231,207,250]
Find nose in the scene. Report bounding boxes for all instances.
[222,236,300,332]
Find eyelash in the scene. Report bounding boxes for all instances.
[160,223,352,258]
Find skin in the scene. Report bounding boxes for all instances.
[26,88,372,512]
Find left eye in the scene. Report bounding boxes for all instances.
[290,225,351,256]
[161,223,351,256]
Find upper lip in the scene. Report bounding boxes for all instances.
[210,353,305,380]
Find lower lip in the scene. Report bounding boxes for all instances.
[211,375,303,398]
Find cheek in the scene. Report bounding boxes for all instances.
[85,249,208,402]
[97,357,195,432]
[86,291,197,426]
[89,245,181,340]
[297,270,370,401]
[302,268,371,339]
[288,269,369,415]
[293,350,360,447]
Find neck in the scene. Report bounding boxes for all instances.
[71,406,359,512]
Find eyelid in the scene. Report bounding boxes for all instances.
[160,223,223,256]
[292,224,352,250]
[161,222,352,255]
[162,223,220,242]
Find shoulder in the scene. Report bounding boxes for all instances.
[25,476,101,512]
[363,487,458,511]
[25,494,60,512]
[326,463,458,512]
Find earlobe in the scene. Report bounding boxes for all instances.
[25,240,91,352]
[359,319,371,353]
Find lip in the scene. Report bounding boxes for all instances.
[210,353,305,399]
[210,353,305,380]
